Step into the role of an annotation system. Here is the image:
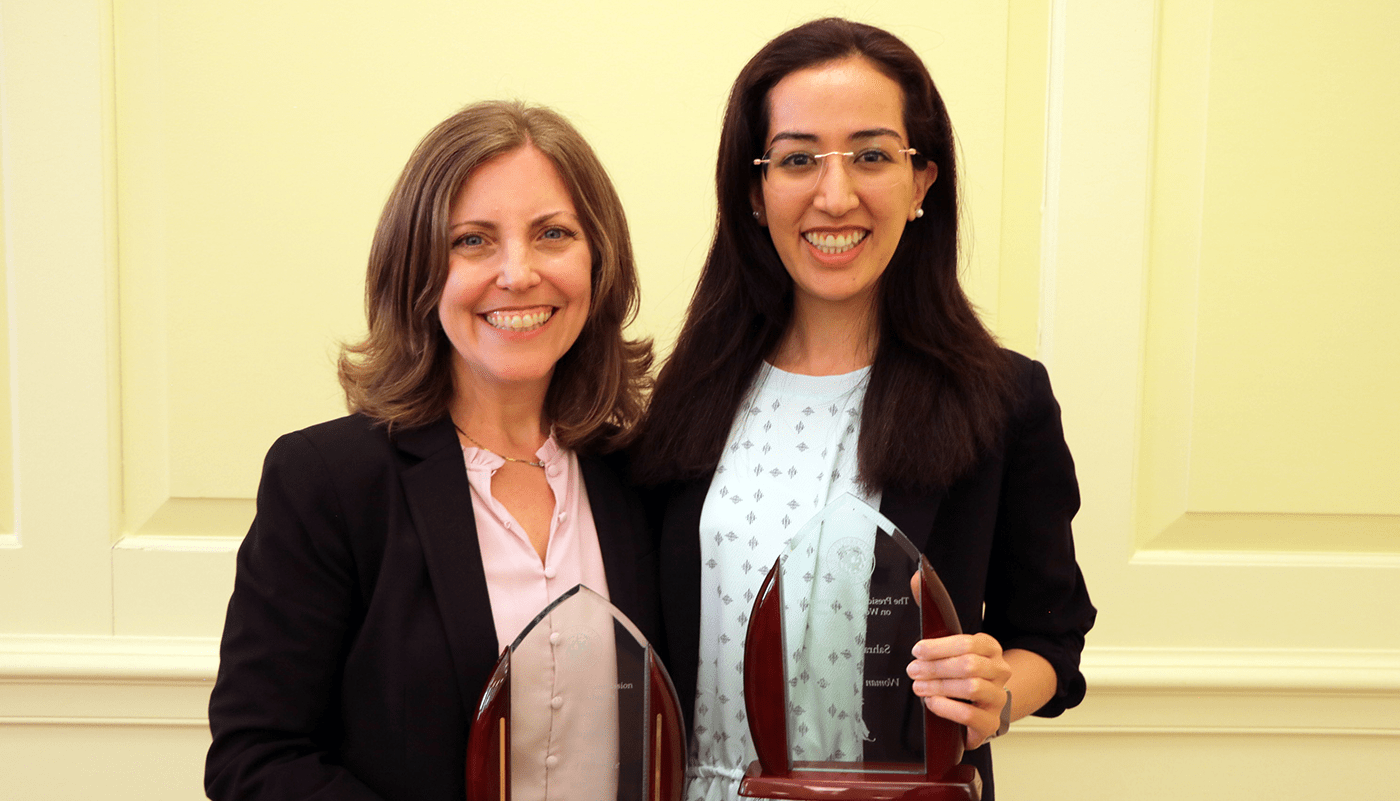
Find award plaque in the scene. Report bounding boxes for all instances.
[466,585,685,801]
[740,494,981,800]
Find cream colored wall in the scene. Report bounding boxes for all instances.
[1,0,1396,799]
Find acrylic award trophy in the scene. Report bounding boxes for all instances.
[740,493,981,800]
[465,585,685,801]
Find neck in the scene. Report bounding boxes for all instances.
[770,295,878,376]
[449,375,551,459]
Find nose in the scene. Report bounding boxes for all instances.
[811,156,859,217]
[496,241,541,291]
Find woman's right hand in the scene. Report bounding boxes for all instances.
[906,632,1012,749]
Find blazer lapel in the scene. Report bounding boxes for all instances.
[661,474,710,724]
[879,485,944,555]
[580,455,638,618]
[395,419,501,709]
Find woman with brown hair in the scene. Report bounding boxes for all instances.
[633,19,1095,801]
[206,100,656,801]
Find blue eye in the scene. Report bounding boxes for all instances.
[541,226,578,242]
[454,233,485,248]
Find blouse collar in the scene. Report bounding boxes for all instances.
[463,432,564,471]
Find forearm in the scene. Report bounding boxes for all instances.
[1003,648,1057,721]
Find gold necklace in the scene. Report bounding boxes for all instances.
[453,423,546,468]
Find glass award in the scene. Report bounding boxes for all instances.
[740,494,981,800]
[466,584,685,801]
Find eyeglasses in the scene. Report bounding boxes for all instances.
[753,138,919,195]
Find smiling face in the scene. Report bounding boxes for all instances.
[753,56,936,324]
[437,144,592,399]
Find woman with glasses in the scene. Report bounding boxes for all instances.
[206,101,657,801]
[634,19,1095,801]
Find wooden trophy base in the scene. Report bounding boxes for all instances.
[738,762,981,801]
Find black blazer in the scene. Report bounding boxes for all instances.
[655,354,1095,801]
[206,414,660,801]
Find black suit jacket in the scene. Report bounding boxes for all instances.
[206,414,660,801]
[655,354,1095,801]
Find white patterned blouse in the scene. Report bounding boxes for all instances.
[685,362,880,801]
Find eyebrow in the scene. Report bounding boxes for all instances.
[767,127,905,147]
[449,210,578,232]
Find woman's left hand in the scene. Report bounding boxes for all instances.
[906,633,1012,749]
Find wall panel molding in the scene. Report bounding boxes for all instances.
[0,132,12,537]
[1137,0,1400,555]
[1144,511,1400,554]
[126,498,255,539]
[6,638,1395,735]
[1081,646,1400,693]
[0,635,217,682]
[1132,547,1400,569]
[1031,647,1400,740]
[0,0,119,632]
[112,540,238,637]
[1,716,207,728]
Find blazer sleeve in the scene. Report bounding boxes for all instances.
[982,360,1096,717]
[205,431,386,801]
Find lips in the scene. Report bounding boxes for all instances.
[803,230,868,254]
[483,307,555,332]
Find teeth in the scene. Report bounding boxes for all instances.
[804,231,867,254]
[485,308,554,332]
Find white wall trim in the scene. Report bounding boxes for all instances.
[3,637,1396,692]
[1131,548,1400,569]
[0,0,24,550]
[0,634,217,681]
[0,716,208,728]
[1,643,1395,741]
[1011,724,1400,737]
[1035,0,1068,366]
[1082,646,1400,692]
[113,535,243,554]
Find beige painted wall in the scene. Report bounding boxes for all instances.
[1,0,1396,798]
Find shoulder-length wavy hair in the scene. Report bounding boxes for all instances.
[339,100,651,452]
[635,18,1015,490]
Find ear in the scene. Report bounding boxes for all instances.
[909,161,938,220]
[749,181,768,227]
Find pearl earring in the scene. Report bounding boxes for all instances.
[752,211,760,220]
[915,208,924,219]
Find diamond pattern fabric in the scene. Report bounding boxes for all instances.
[686,364,879,801]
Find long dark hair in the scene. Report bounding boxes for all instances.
[338,101,652,452]
[634,18,1015,491]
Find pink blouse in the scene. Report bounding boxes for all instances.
[462,435,609,650]
[463,437,617,801]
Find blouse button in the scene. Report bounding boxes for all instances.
[551,695,564,709]
[544,566,557,579]
[557,511,568,523]
[549,632,562,645]
[547,465,562,477]
[545,755,559,769]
